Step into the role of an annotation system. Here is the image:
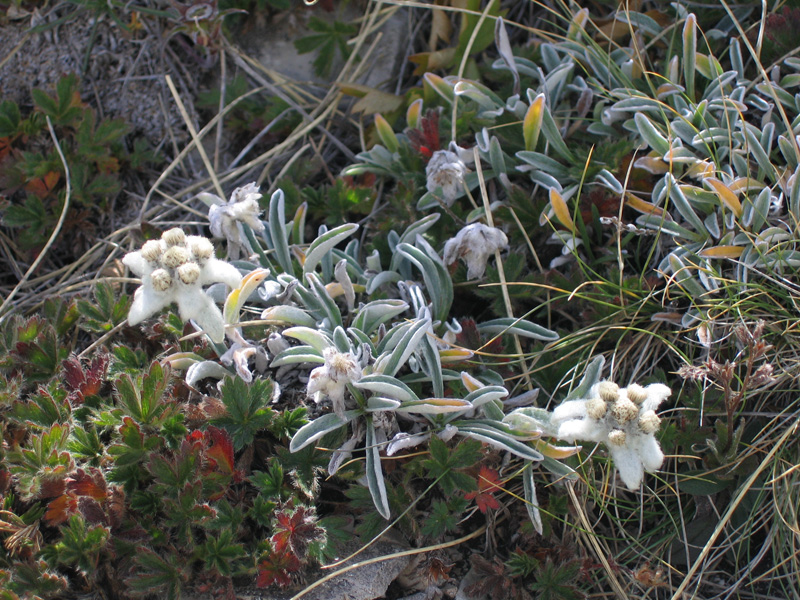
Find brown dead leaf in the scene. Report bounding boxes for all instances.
[429,0,453,50]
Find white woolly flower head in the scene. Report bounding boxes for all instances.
[426,145,469,206]
[306,347,363,419]
[205,182,265,260]
[443,223,509,280]
[552,380,671,489]
[122,229,242,343]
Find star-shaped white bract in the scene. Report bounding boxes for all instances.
[202,182,265,260]
[552,381,671,489]
[306,347,363,419]
[443,223,509,280]
[123,228,242,343]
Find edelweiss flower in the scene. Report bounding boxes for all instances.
[425,143,470,206]
[123,229,242,343]
[306,347,363,419]
[202,182,265,260]
[551,381,671,489]
[443,223,508,280]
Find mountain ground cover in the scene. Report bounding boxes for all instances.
[1,1,800,599]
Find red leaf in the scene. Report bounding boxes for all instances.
[24,170,60,199]
[204,426,235,475]
[78,497,108,526]
[406,109,441,160]
[107,486,126,529]
[44,494,77,526]
[271,506,323,558]
[62,354,108,405]
[67,467,107,501]
[464,466,502,514]
[256,550,301,588]
[62,355,85,391]
[0,137,11,162]
[38,474,67,499]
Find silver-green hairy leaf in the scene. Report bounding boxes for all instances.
[565,355,604,401]
[268,189,294,274]
[522,463,543,534]
[365,419,390,519]
[455,422,544,462]
[354,374,419,402]
[478,318,559,341]
[303,223,359,277]
[290,410,361,452]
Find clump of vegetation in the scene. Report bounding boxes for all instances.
[1,1,799,599]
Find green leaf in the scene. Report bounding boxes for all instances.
[375,317,430,377]
[522,463,543,534]
[268,188,294,274]
[50,515,109,575]
[421,497,467,537]
[127,549,185,600]
[303,222,359,277]
[396,241,453,323]
[201,530,246,577]
[365,419,390,519]
[3,195,47,229]
[423,437,480,496]
[354,374,419,402]
[679,470,733,495]
[211,376,275,451]
[565,355,604,401]
[114,361,172,426]
[306,272,343,328]
[634,113,670,155]
[456,0,503,58]
[290,410,360,453]
[351,299,409,334]
[455,423,544,462]
[0,100,21,137]
[478,318,559,342]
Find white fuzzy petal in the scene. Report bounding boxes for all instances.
[177,291,225,342]
[551,400,590,423]
[127,286,173,325]
[122,252,148,277]
[306,367,327,397]
[637,435,665,472]
[641,383,672,412]
[609,445,645,489]
[208,204,225,239]
[200,259,242,289]
[442,237,459,266]
[557,419,606,443]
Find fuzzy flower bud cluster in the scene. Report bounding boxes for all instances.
[203,183,265,260]
[425,144,470,206]
[552,381,671,489]
[123,228,242,343]
[443,223,509,280]
[306,347,363,419]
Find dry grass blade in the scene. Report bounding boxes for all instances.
[567,483,627,599]
[472,146,534,392]
[670,418,800,599]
